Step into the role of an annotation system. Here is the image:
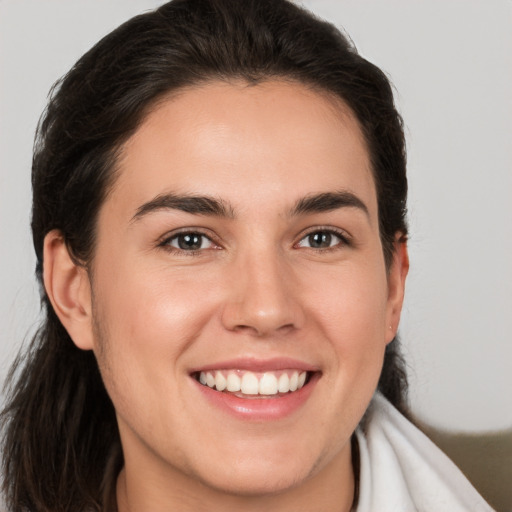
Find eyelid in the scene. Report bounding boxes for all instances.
[156,225,351,253]
[294,226,351,249]
[157,227,222,252]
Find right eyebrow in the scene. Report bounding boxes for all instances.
[289,190,369,218]
[130,193,235,223]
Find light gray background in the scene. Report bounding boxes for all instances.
[1,0,511,432]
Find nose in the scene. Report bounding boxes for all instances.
[221,250,304,337]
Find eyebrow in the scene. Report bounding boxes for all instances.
[131,193,235,222]
[290,191,369,218]
[130,189,369,223]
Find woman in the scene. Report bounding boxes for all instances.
[0,0,494,510]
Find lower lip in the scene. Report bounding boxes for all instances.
[193,373,320,421]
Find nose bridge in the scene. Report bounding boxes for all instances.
[221,242,302,336]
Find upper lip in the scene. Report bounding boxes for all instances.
[189,357,320,374]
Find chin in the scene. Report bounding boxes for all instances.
[185,435,337,499]
[196,461,312,498]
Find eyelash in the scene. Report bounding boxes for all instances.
[158,227,350,255]
[295,227,351,251]
[158,230,220,256]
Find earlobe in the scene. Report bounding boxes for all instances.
[43,230,95,351]
[386,234,409,343]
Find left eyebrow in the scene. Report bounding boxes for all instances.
[289,191,369,218]
[130,193,235,223]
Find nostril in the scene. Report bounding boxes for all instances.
[230,322,296,337]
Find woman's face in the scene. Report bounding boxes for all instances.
[78,81,406,498]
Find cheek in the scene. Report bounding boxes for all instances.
[90,259,223,383]
[89,269,212,430]
[305,259,389,338]
[302,259,389,386]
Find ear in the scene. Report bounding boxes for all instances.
[385,233,409,344]
[43,230,95,351]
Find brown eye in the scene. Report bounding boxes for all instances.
[166,232,214,251]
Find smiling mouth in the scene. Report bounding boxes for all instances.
[194,369,312,398]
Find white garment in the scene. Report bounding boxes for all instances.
[355,393,495,512]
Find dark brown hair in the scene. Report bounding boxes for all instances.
[1,0,408,510]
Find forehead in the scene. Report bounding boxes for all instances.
[109,80,376,219]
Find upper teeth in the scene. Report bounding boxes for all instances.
[198,370,308,396]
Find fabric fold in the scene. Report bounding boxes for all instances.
[355,393,495,511]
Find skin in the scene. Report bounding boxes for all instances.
[44,80,408,511]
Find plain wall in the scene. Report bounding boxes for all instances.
[1,0,511,432]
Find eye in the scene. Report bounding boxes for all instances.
[296,229,346,250]
[163,232,216,252]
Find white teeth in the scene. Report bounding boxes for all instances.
[206,372,215,388]
[289,371,299,392]
[278,373,290,393]
[215,371,227,391]
[241,372,259,394]
[259,372,278,395]
[226,373,241,392]
[198,369,309,396]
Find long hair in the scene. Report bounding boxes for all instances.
[1,0,408,510]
